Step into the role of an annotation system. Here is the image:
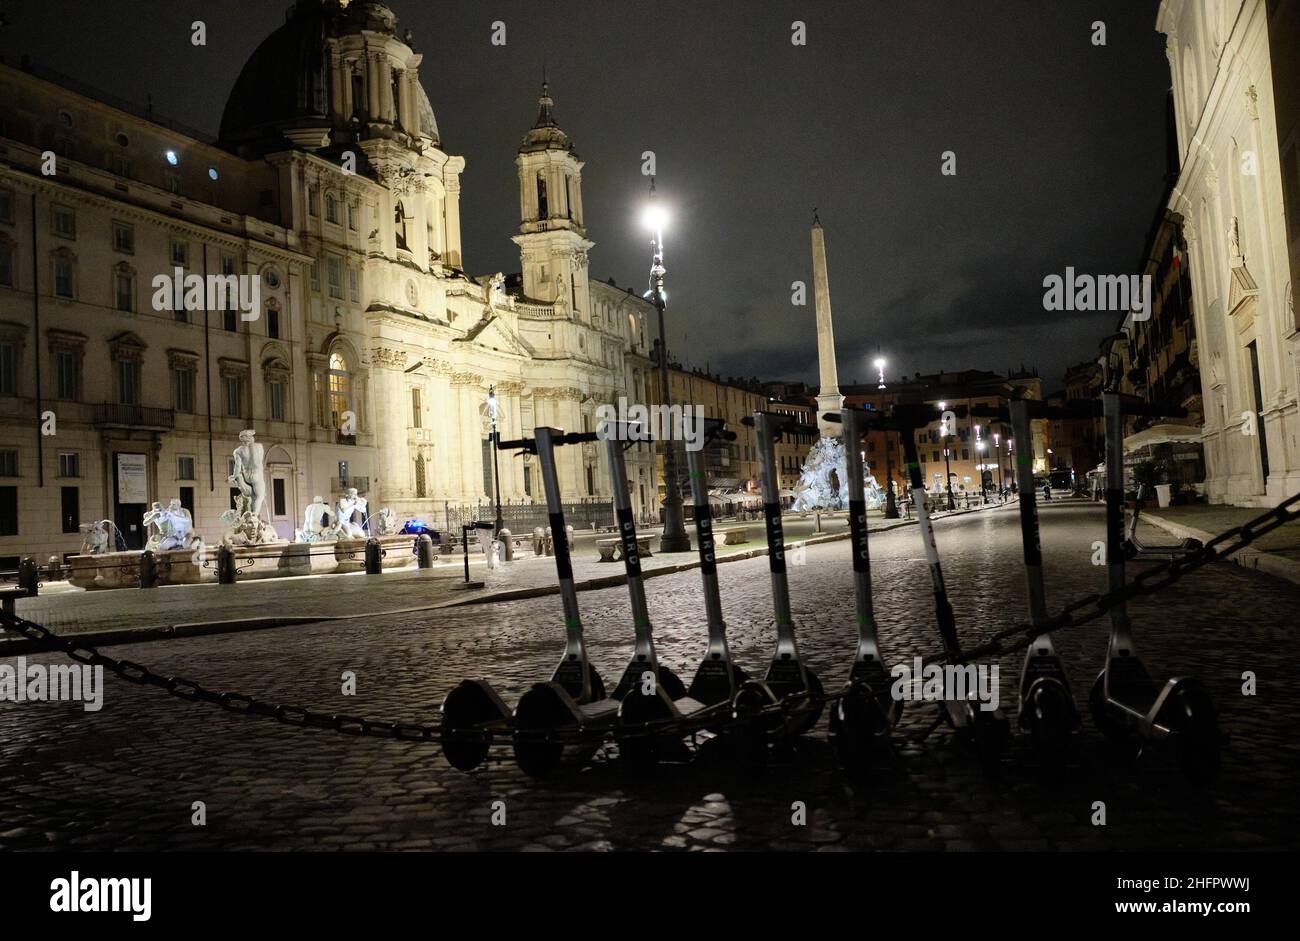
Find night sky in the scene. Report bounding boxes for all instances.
[1,0,1171,392]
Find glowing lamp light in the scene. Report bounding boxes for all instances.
[165,150,179,166]
[642,203,669,232]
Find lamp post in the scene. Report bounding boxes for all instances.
[976,428,988,503]
[487,385,504,536]
[939,401,955,511]
[876,356,898,518]
[644,180,690,552]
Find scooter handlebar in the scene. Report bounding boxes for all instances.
[495,430,600,452]
[743,412,819,438]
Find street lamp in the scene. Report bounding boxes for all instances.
[643,179,690,553]
[487,385,504,536]
[876,356,898,518]
[993,431,1004,495]
[939,401,955,511]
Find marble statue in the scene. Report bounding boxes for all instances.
[297,495,333,542]
[144,499,200,552]
[228,429,268,522]
[222,511,277,547]
[374,507,398,535]
[335,487,368,539]
[488,272,506,306]
[80,520,113,555]
[791,437,850,511]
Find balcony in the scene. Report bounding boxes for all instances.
[331,477,369,494]
[93,403,175,430]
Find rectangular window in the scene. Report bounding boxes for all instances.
[52,205,76,239]
[410,387,422,427]
[58,452,79,477]
[523,464,532,498]
[0,487,17,536]
[348,266,359,302]
[117,359,140,405]
[172,366,195,413]
[61,486,79,533]
[223,376,242,417]
[327,256,343,299]
[309,261,320,292]
[110,155,132,178]
[308,187,319,216]
[0,188,13,224]
[348,203,357,230]
[272,477,287,517]
[54,257,74,297]
[165,173,182,195]
[114,271,133,311]
[223,307,237,332]
[0,243,12,287]
[179,486,194,520]
[170,239,188,268]
[269,381,286,421]
[174,306,187,324]
[177,456,196,480]
[0,342,17,394]
[220,253,236,276]
[0,450,17,476]
[112,221,134,253]
[267,306,280,339]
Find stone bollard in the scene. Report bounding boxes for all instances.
[139,549,159,589]
[814,510,822,533]
[364,537,383,574]
[17,557,38,597]
[499,528,513,562]
[217,545,237,584]
[544,526,554,556]
[532,527,545,556]
[416,534,434,568]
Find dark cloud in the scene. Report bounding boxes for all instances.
[1,0,1168,389]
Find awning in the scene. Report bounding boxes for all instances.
[1123,423,1203,453]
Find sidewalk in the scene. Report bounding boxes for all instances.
[1139,504,1300,586]
[0,500,1009,652]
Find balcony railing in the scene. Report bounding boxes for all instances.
[331,477,369,493]
[93,403,175,429]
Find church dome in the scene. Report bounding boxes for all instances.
[219,0,439,154]
[519,82,574,155]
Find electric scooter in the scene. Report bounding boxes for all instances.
[972,399,1080,765]
[881,403,1010,771]
[1091,390,1222,783]
[735,412,825,744]
[1123,484,1203,560]
[822,406,903,778]
[439,427,617,777]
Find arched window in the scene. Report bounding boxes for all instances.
[536,174,548,219]
[329,351,352,430]
[394,202,408,250]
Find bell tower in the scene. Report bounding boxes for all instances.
[511,81,593,317]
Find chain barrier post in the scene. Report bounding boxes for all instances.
[17,557,38,597]
[364,538,382,575]
[139,549,159,589]
[217,545,236,585]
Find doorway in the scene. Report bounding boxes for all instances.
[112,451,148,550]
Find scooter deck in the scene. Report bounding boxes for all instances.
[1105,653,1160,714]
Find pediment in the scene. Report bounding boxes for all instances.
[1227,260,1258,315]
[454,312,528,357]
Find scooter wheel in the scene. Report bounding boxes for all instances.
[728,680,773,770]
[512,686,570,779]
[972,707,1009,774]
[830,684,891,780]
[657,665,688,701]
[790,669,825,736]
[1025,681,1072,768]
[587,664,606,702]
[1089,672,1131,746]
[618,691,673,769]
[1168,683,1221,785]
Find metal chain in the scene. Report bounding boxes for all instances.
[3,493,1297,747]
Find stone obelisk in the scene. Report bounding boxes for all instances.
[812,213,844,437]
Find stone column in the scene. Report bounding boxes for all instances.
[812,217,844,437]
[443,160,465,269]
[367,53,381,124]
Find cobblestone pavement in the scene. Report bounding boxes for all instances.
[2,500,1297,852]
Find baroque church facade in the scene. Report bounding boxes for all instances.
[0,0,661,561]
